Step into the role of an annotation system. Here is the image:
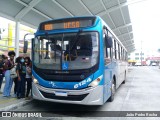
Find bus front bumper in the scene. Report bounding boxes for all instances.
[32,83,104,105]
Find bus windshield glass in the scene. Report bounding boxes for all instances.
[33,32,99,70]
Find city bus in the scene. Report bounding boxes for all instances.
[24,16,128,105]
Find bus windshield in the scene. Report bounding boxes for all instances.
[33,32,99,70]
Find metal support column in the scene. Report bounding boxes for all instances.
[15,21,20,57]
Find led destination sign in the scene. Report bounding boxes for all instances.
[40,17,96,30]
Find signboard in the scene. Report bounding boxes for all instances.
[40,17,96,30]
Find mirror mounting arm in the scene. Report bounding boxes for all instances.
[23,33,34,53]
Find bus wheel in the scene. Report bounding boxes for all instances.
[108,80,116,102]
[122,72,126,84]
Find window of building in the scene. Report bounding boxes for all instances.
[135,57,139,60]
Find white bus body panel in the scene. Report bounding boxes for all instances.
[32,83,104,105]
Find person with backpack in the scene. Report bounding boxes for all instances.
[3,51,16,97]
[12,57,21,97]
[16,56,26,99]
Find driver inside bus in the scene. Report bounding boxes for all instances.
[50,43,62,59]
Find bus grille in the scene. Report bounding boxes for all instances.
[33,65,98,82]
[40,90,89,101]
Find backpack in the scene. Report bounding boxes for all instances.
[10,66,17,79]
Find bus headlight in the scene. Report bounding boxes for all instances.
[33,78,39,84]
[32,76,39,84]
[88,75,103,87]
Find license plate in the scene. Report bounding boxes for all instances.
[55,91,68,97]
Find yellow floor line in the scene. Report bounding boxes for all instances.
[0,98,17,104]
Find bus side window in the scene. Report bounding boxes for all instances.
[114,39,117,59]
[103,30,112,65]
[121,48,123,61]
[125,51,128,61]
[122,49,125,61]
[112,39,116,59]
[107,32,113,59]
[118,44,121,60]
[115,41,119,60]
[103,30,107,58]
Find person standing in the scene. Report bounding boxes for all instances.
[12,57,21,97]
[16,57,26,99]
[25,57,32,99]
[3,51,16,97]
[0,55,4,93]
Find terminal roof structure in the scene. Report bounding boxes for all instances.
[0,0,135,52]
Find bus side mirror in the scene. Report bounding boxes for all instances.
[105,35,113,48]
[23,33,34,53]
[23,41,28,53]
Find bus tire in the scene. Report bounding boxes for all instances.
[108,79,116,102]
[122,72,126,84]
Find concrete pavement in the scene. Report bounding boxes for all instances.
[12,66,160,120]
[1,66,160,120]
[0,80,32,111]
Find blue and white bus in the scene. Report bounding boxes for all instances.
[24,16,128,105]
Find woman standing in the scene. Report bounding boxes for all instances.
[3,51,16,97]
[25,57,32,99]
[17,57,26,99]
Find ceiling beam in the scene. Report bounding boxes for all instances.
[97,0,128,17]
[125,43,135,48]
[100,0,117,29]
[118,0,134,47]
[79,0,93,15]
[117,32,133,37]
[53,0,74,17]
[15,0,52,20]
[0,11,37,29]
[97,0,148,17]
[127,47,135,50]
[15,0,42,20]
[0,12,15,22]
[112,23,132,31]
[127,48,135,52]
[20,21,37,29]
[118,0,125,25]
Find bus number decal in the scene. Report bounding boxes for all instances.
[74,78,92,89]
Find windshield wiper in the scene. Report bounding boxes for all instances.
[65,29,82,61]
[70,29,82,51]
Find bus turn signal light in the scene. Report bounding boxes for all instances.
[88,75,103,87]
